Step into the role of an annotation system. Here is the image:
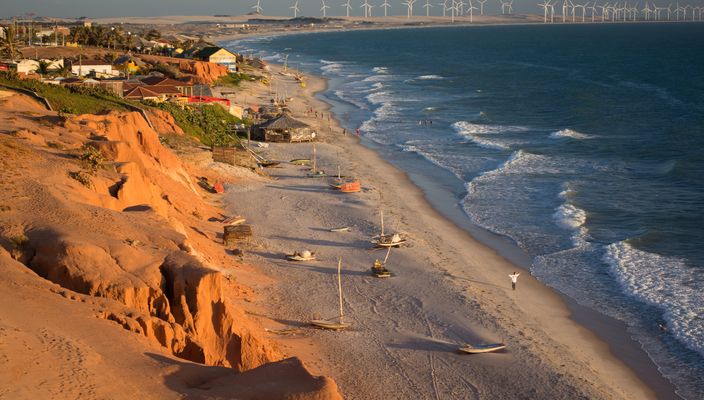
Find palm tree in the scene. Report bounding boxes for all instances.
[35,59,51,77]
[1,25,23,62]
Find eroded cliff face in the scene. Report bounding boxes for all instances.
[0,92,341,399]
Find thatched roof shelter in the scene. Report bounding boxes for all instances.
[254,113,315,142]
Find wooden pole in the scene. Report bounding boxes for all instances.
[380,210,385,237]
[337,257,344,323]
[383,246,392,264]
[312,143,317,174]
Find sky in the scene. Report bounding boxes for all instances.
[1,0,703,19]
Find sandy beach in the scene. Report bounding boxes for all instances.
[212,64,679,399]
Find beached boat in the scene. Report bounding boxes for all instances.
[258,160,281,168]
[340,181,361,193]
[329,226,351,232]
[290,158,311,165]
[371,247,393,278]
[286,250,316,261]
[372,211,407,247]
[311,258,351,330]
[458,343,506,354]
[306,143,327,177]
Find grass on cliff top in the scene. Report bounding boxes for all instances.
[214,73,253,88]
[0,74,134,115]
[150,101,243,147]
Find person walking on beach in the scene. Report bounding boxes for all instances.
[509,272,520,290]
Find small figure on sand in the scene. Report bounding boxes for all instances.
[356,128,360,137]
[509,272,520,290]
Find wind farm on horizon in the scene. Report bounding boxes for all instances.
[242,0,704,23]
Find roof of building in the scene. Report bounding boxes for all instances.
[140,76,190,87]
[193,46,236,60]
[145,85,182,95]
[258,113,309,130]
[73,60,112,67]
[124,86,160,99]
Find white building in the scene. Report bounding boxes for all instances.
[71,60,115,77]
[14,59,65,75]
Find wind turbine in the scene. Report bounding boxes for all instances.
[467,0,478,21]
[457,0,466,14]
[500,0,512,14]
[574,2,588,21]
[291,1,300,17]
[342,0,352,17]
[539,0,550,22]
[477,0,488,14]
[252,0,264,14]
[562,0,571,21]
[587,1,596,21]
[321,0,331,17]
[361,0,372,18]
[382,0,392,16]
[403,0,418,18]
[424,0,434,15]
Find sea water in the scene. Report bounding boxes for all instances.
[224,23,704,398]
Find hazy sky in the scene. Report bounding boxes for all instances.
[2,0,703,19]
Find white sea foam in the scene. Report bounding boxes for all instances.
[553,203,587,230]
[423,107,438,112]
[373,66,389,74]
[417,75,445,80]
[550,129,594,140]
[452,121,529,150]
[320,60,344,74]
[605,242,704,358]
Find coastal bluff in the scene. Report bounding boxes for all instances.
[0,91,341,399]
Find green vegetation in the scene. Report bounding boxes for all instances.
[215,72,254,88]
[0,73,134,114]
[79,145,106,173]
[0,24,22,62]
[151,101,243,147]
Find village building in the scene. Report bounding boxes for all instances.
[192,47,238,72]
[253,113,316,143]
[139,76,193,96]
[12,59,64,75]
[71,60,115,77]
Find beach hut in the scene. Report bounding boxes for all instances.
[254,113,316,143]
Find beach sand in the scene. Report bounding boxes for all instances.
[212,65,678,399]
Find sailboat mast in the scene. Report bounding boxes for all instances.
[380,210,385,237]
[312,143,317,174]
[337,257,345,323]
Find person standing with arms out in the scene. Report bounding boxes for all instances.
[509,272,520,290]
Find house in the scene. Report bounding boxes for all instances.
[253,113,315,143]
[14,59,64,75]
[192,47,238,72]
[71,60,115,77]
[139,76,193,96]
[123,86,161,102]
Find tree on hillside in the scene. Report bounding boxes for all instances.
[0,25,23,62]
[145,29,161,41]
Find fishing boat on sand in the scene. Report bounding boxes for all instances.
[286,250,316,261]
[371,247,393,278]
[311,258,351,330]
[458,343,506,354]
[372,211,407,248]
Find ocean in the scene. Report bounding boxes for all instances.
[224,23,704,399]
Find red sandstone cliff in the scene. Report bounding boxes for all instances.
[0,91,341,399]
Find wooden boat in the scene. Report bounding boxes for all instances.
[329,227,351,232]
[258,160,281,168]
[375,234,407,248]
[213,182,225,194]
[222,216,246,225]
[371,247,393,278]
[372,210,406,247]
[340,181,361,193]
[458,343,506,354]
[290,158,311,165]
[311,258,351,330]
[286,251,316,261]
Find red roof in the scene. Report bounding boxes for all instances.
[146,85,182,95]
[124,86,160,99]
[140,76,190,87]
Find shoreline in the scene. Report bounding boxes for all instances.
[218,51,679,397]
